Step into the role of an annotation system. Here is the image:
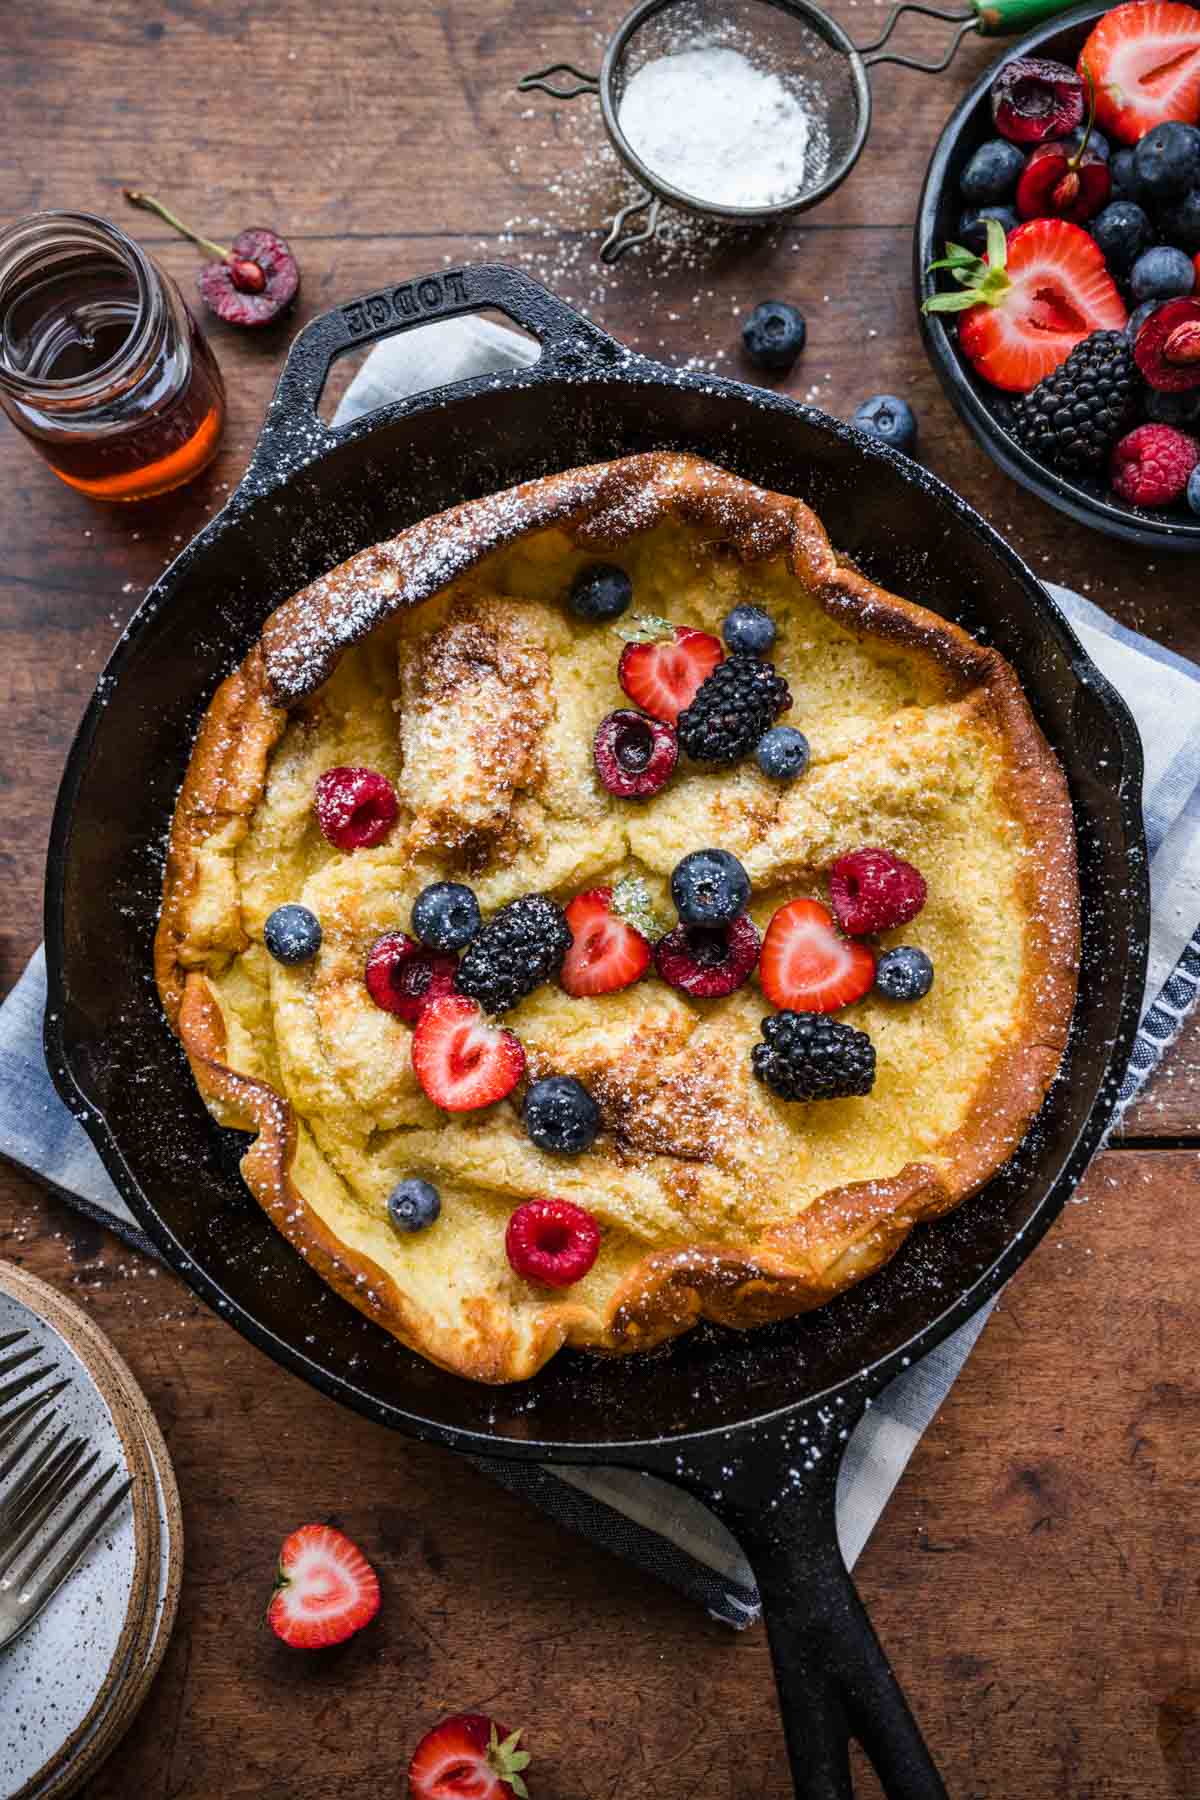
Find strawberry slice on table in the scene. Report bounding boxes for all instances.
[1078,2,1200,146]
[924,217,1127,393]
[759,899,875,1014]
[560,879,655,996]
[408,1713,531,1799]
[411,994,525,1112]
[266,1524,380,1650]
[617,616,723,723]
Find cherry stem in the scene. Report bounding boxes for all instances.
[1070,62,1097,173]
[122,189,232,263]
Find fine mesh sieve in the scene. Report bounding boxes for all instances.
[519,0,1077,260]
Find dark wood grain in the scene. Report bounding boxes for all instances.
[1,0,1197,1795]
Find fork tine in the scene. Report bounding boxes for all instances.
[0,1364,56,1411]
[0,1331,27,1352]
[0,1380,66,1458]
[0,1406,58,1489]
[14,1471,132,1616]
[13,1461,131,1620]
[0,1347,42,1383]
[0,1447,97,1580]
[0,1428,75,1543]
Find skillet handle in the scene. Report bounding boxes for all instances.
[652,1411,949,1800]
[242,263,625,491]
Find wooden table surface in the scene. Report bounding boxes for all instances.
[2,3,1198,1796]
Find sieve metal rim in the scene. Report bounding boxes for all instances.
[596,0,873,222]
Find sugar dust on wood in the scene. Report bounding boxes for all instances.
[617,45,813,209]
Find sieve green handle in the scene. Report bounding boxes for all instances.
[971,0,1079,36]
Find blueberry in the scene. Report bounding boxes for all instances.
[755,725,810,782]
[1110,148,1142,202]
[1188,464,1200,516]
[524,1075,600,1155]
[1126,299,1162,342]
[742,301,807,372]
[1133,122,1200,201]
[1130,245,1197,302]
[958,204,1018,255]
[388,1177,441,1233]
[853,394,918,455]
[411,880,481,951]
[1158,187,1200,254]
[671,848,751,927]
[959,138,1026,203]
[875,946,934,1002]
[1062,125,1110,162]
[722,604,776,655]
[1090,202,1154,278]
[264,903,322,965]
[1147,388,1200,428]
[570,562,633,622]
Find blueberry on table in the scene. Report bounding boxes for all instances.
[570,562,633,622]
[875,946,935,1001]
[755,725,810,782]
[670,848,751,927]
[264,904,322,965]
[853,395,918,455]
[742,301,806,372]
[411,880,481,952]
[722,604,776,655]
[524,1075,601,1155]
[957,204,1018,254]
[959,138,1026,203]
[388,1178,441,1233]
[1131,246,1197,303]
[1132,122,1200,202]
[1090,203,1154,278]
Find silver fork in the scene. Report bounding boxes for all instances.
[0,1331,133,1652]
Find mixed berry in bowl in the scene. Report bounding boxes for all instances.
[919,0,1200,541]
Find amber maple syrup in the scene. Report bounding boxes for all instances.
[0,213,225,502]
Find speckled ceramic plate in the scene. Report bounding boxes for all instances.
[0,1264,168,1800]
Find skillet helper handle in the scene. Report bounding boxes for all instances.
[244,264,624,491]
[971,0,1077,32]
[662,1416,948,1800]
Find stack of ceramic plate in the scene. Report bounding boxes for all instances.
[0,1262,182,1799]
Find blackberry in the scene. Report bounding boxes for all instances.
[1009,331,1137,470]
[455,893,571,1013]
[677,655,791,765]
[751,1011,876,1103]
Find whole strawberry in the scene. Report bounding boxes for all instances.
[408,1712,531,1798]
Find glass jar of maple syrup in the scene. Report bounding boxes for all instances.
[0,211,225,502]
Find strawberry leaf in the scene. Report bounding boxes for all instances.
[489,1725,532,1797]
[983,215,1009,272]
[614,612,675,644]
[611,874,662,941]
[923,290,987,314]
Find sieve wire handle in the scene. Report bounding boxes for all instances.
[860,0,1076,71]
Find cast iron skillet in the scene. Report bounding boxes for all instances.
[44,266,1147,1798]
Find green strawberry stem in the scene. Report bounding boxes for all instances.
[611,874,662,941]
[614,612,675,644]
[923,218,1011,315]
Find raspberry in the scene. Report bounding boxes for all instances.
[1110,423,1200,506]
[365,933,457,1023]
[505,1198,601,1287]
[315,766,398,851]
[829,848,927,936]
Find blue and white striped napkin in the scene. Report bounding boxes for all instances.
[2,317,1197,1627]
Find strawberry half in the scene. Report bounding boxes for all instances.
[925,217,1127,393]
[1079,2,1200,146]
[617,616,723,724]
[560,879,654,997]
[411,994,525,1112]
[407,1713,531,1800]
[266,1524,380,1650]
[759,899,875,1014]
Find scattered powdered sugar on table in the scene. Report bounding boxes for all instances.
[617,44,811,209]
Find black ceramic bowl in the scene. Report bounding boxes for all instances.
[916,0,1200,552]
